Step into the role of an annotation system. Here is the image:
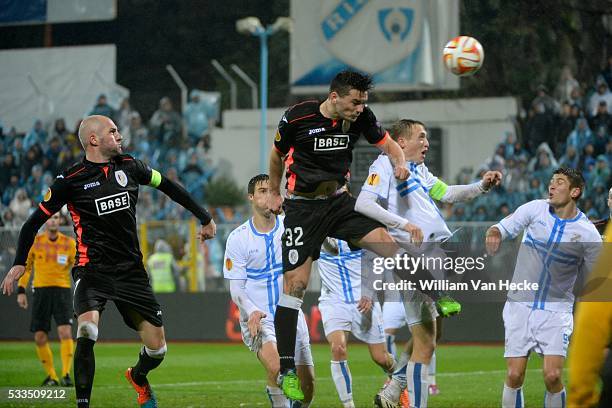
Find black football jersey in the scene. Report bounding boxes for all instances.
[39,154,153,268]
[273,100,388,194]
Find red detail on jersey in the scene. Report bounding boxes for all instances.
[120,157,134,161]
[331,119,338,127]
[289,99,319,110]
[66,166,86,179]
[285,147,296,191]
[288,113,317,124]
[67,203,90,266]
[102,166,109,178]
[375,131,389,146]
[38,203,52,216]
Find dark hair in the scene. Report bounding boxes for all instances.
[553,167,585,200]
[247,174,269,195]
[329,70,373,96]
[389,119,425,141]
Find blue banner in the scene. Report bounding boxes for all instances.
[0,0,46,24]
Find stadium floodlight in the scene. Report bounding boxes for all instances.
[236,16,292,172]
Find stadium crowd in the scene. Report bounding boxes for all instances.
[446,63,611,223]
[0,64,610,229]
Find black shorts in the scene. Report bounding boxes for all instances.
[282,192,384,272]
[73,265,163,330]
[31,287,73,333]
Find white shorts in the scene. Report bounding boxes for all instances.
[383,290,438,330]
[240,310,314,366]
[503,301,573,358]
[319,299,385,344]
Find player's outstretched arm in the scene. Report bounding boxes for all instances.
[1,208,48,295]
[377,136,409,180]
[436,171,503,203]
[267,147,284,214]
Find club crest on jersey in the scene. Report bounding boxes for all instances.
[115,170,128,187]
[314,134,349,151]
[225,258,233,271]
[95,191,130,215]
[288,249,299,265]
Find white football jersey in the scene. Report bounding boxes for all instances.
[318,239,363,303]
[494,199,602,312]
[361,154,452,242]
[223,216,284,321]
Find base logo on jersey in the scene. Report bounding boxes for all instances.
[314,134,349,151]
[43,188,52,202]
[367,173,380,186]
[225,258,233,271]
[115,170,128,187]
[95,191,130,215]
[289,249,299,265]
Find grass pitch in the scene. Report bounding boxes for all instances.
[0,342,553,407]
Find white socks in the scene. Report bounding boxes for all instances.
[502,384,524,408]
[266,385,289,408]
[406,361,429,408]
[544,388,566,408]
[331,360,354,407]
[428,352,436,386]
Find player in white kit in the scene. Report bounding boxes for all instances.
[224,174,315,408]
[486,168,602,408]
[318,238,397,408]
[355,119,502,408]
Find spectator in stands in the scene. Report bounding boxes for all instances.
[559,145,580,169]
[503,157,529,193]
[10,137,24,168]
[89,94,115,119]
[566,118,594,155]
[599,56,612,91]
[606,139,612,165]
[581,144,597,179]
[589,101,611,136]
[448,204,468,222]
[23,119,47,152]
[0,153,17,193]
[43,137,63,175]
[591,155,610,187]
[588,81,612,116]
[2,208,17,228]
[2,175,20,206]
[136,189,155,221]
[20,146,41,181]
[184,90,214,144]
[556,101,575,154]
[526,178,545,201]
[9,188,31,224]
[568,87,584,110]
[64,119,83,157]
[124,112,150,154]
[25,164,44,202]
[56,148,77,173]
[555,66,580,103]
[116,97,134,133]
[526,102,555,152]
[150,96,183,147]
[51,118,69,141]
[531,84,560,115]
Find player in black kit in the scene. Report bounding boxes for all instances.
[268,71,427,402]
[2,115,216,408]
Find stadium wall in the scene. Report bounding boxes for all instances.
[213,97,517,189]
[0,291,505,343]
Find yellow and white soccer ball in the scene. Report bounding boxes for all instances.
[443,36,484,77]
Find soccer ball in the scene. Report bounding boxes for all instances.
[443,36,484,77]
